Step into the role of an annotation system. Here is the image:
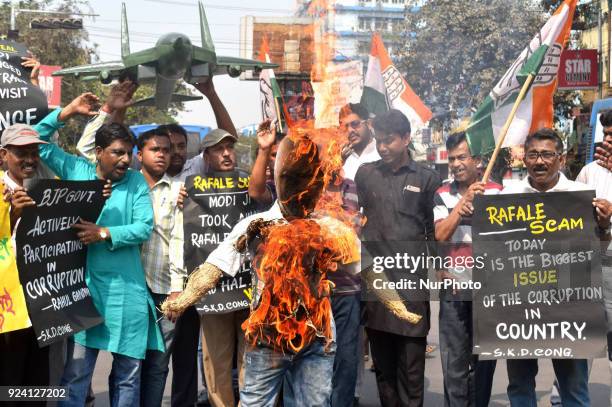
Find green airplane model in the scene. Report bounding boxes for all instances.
[52,1,278,109]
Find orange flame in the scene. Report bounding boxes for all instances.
[240,125,362,353]
[240,1,367,353]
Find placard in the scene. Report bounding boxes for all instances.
[0,181,30,334]
[0,39,49,133]
[472,191,607,359]
[16,179,105,346]
[183,172,258,314]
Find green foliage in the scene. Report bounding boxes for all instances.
[397,0,580,130]
[0,0,187,149]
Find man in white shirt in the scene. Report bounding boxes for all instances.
[339,103,380,182]
[571,110,612,407]
[502,128,612,407]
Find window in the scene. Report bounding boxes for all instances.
[359,17,372,31]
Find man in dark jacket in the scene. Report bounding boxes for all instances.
[356,109,441,407]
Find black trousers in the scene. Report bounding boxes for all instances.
[170,306,200,407]
[367,328,426,407]
[0,327,49,407]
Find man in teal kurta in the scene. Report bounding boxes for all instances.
[33,93,164,407]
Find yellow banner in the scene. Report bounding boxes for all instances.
[0,180,30,334]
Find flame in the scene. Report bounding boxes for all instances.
[240,1,369,353]
[240,124,363,353]
[242,216,358,353]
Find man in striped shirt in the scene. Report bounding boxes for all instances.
[433,132,500,407]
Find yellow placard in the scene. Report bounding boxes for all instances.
[0,180,30,334]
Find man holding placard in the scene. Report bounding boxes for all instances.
[500,128,612,407]
[33,95,164,407]
[0,124,51,395]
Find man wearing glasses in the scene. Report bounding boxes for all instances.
[339,103,380,182]
[501,128,612,407]
[331,103,380,406]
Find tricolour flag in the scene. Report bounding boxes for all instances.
[466,0,577,156]
[361,33,432,129]
[258,37,284,126]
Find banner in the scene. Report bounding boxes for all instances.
[38,65,62,107]
[0,181,30,334]
[0,39,49,134]
[472,191,607,359]
[558,49,598,90]
[313,60,363,128]
[16,179,105,346]
[183,172,259,314]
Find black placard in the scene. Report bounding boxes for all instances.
[183,172,258,314]
[0,39,49,134]
[16,179,104,346]
[472,191,607,359]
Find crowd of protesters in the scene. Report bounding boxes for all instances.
[3,57,612,407]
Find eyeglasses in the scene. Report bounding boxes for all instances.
[448,154,473,163]
[342,120,365,130]
[524,151,559,161]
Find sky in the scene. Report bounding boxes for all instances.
[82,0,296,128]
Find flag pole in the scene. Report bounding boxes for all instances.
[273,97,283,133]
[481,73,535,183]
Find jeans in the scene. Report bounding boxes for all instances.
[59,339,142,407]
[240,340,336,407]
[331,293,361,407]
[507,358,589,407]
[140,293,176,407]
[439,299,497,407]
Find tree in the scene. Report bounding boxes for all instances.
[0,0,188,149]
[398,0,548,129]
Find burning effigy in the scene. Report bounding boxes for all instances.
[162,125,421,405]
[161,122,420,402]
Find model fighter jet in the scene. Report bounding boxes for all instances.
[52,1,278,109]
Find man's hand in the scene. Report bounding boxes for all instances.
[103,81,137,113]
[102,179,112,199]
[594,198,612,230]
[341,143,354,162]
[21,55,41,87]
[454,182,485,217]
[8,187,36,219]
[59,93,100,121]
[72,218,110,245]
[177,185,188,209]
[165,292,183,322]
[256,119,276,152]
[595,140,612,171]
[194,78,215,97]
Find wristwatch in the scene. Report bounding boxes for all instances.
[99,229,108,241]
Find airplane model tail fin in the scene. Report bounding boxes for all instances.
[121,3,131,58]
[132,94,204,108]
[199,1,215,53]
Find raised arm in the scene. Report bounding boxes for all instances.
[76,81,138,161]
[248,120,275,205]
[195,79,237,137]
[36,93,100,179]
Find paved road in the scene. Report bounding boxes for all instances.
[91,302,611,406]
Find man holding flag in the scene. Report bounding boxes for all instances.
[464,0,592,405]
